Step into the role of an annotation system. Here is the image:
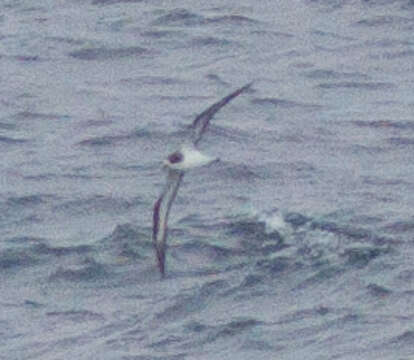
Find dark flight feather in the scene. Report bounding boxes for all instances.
[190,82,252,145]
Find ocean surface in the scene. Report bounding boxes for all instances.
[1,0,414,359]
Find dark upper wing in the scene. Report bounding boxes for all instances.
[152,169,184,277]
[190,82,252,146]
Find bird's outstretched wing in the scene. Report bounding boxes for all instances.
[190,82,252,146]
[152,83,252,277]
[153,169,184,277]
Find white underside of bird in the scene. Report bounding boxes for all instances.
[164,145,218,171]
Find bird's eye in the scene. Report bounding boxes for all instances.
[168,151,183,164]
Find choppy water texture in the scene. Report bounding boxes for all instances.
[1,0,414,359]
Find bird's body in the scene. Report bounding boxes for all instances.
[164,145,218,171]
[152,83,252,277]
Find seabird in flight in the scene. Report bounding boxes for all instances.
[152,83,252,277]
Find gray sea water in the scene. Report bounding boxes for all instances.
[1,0,414,359]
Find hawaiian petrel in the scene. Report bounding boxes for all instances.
[152,83,252,277]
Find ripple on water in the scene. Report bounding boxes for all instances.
[53,195,142,217]
[355,15,413,28]
[305,69,369,80]
[0,135,27,144]
[316,81,396,90]
[98,223,152,260]
[205,318,262,344]
[0,247,40,270]
[155,279,230,323]
[1,236,93,271]
[92,0,143,4]
[68,46,148,61]
[252,97,323,111]
[49,257,109,282]
[150,8,258,28]
[150,8,207,27]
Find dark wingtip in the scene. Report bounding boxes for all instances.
[153,233,166,277]
[228,82,253,99]
[153,197,166,277]
[241,81,254,91]
[191,81,254,146]
[157,248,166,278]
[236,82,254,95]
